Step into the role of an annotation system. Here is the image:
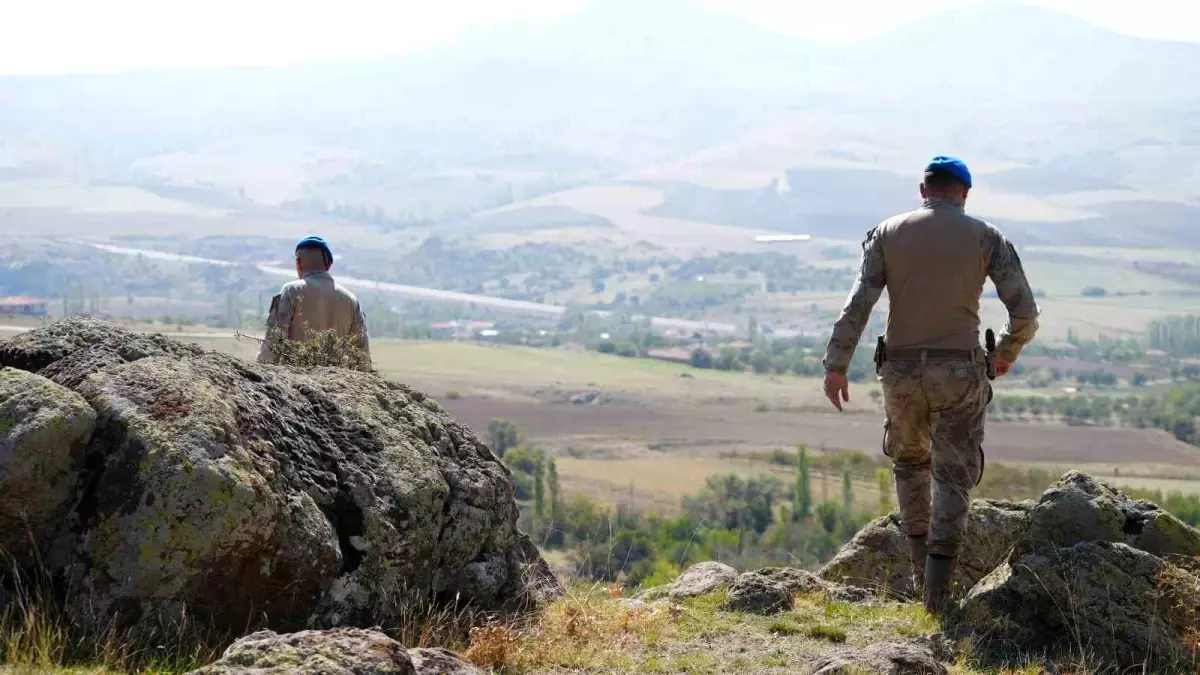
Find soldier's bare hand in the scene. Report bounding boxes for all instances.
[824,370,849,411]
[994,358,1013,377]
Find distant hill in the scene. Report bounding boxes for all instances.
[0,0,1196,247]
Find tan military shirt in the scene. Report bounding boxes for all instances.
[256,271,372,364]
[823,199,1039,373]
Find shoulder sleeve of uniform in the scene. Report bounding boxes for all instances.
[984,224,1040,362]
[822,225,887,373]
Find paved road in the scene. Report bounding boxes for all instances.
[84,242,748,336]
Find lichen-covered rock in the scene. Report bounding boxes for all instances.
[722,572,793,614]
[0,367,96,553]
[634,584,672,602]
[809,637,951,674]
[754,567,872,603]
[187,628,414,674]
[0,319,559,633]
[1020,471,1200,559]
[408,648,483,674]
[669,561,738,598]
[819,500,1030,596]
[959,541,1199,670]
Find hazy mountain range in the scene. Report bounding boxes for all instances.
[0,0,1197,248]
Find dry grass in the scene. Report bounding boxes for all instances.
[465,583,678,672]
[463,584,962,673]
[0,573,225,674]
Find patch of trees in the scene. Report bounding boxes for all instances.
[280,198,438,230]
[504,441,886,586]
[487,418,521,457]
[672,252,856,293]
[1148,315,1200,358]
[641,280,757,314]
[339,238,587,300]
[990,385,1200,445]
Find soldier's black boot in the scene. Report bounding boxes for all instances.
[923,553,956,614]
[907,535,928,593]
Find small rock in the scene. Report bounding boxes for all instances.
[669,561,738,599]
[187,628,414,674]
[722,572,793,614]
[809,637,950,674]
[755,567,826,595]
[634,584,673,602]
[408,647,483,674]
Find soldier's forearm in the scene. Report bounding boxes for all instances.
[822,287,881,372]
[996,314,1039,362]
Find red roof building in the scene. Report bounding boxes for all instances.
[0,296,51,317]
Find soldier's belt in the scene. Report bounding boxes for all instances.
[884,347,985,362]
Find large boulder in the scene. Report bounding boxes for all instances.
[0,367,96,552]
[0,320,558,633]
[187,628,480,674]
[959,541,1199,670]
[1019,470,1200,559]
[819,500,1030,596]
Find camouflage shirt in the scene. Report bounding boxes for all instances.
[822,199,1040,373]
[257,271,372,365]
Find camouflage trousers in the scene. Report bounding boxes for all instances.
[881,358,990,557]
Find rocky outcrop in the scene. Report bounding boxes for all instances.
[819,472,1200,669]
[0,368,96,553]
[819,500,1030,596]
[0,319,559,634]
[809,637,952,675]
[1020,470,1200,559]
[722,572,794,614]
[959,541,1199,670]
[187,628,482,674]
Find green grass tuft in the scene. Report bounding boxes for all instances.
[767,618,804,636]
[805,622,848,643]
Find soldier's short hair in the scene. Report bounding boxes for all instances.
[296,246,329,271]
[923,170,968,191]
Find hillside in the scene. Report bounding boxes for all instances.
[0,1,1197,248]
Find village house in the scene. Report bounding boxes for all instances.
[0,296,50,317]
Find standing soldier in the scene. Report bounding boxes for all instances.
[257,235,372,365]
[821,156,1039,612]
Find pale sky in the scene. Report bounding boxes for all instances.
[2,0,1198,76]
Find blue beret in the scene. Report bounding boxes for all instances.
[924,155,972,189]
[295,235,333,263]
